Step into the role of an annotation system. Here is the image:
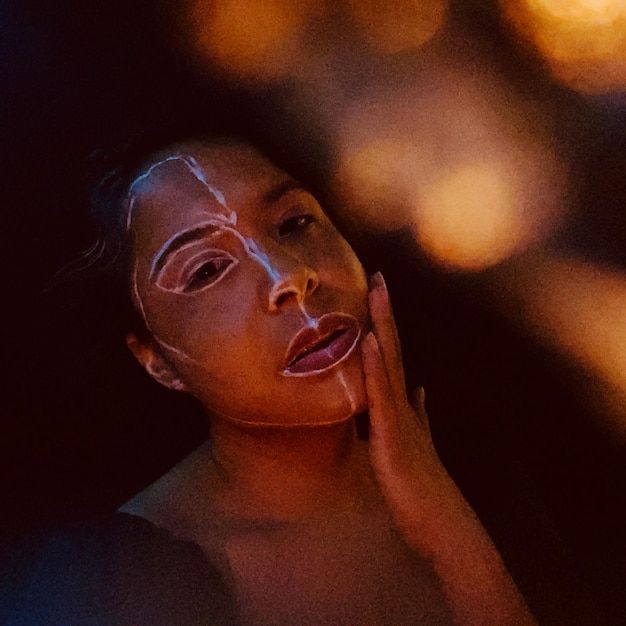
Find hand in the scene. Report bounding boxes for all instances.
[361,271,452,537]
[361,271,536,625]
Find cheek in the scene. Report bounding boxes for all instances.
[140,277,284,409]
[191,359,366,425]
[309,231,368,292]
[143,280,257,355]
[321,251,369,318]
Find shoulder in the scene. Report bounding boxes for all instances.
[1,512,236,625]
[119,442,211,517]
[119,442,214,532]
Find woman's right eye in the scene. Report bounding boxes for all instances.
[155,248,238,294]
[183,255,234,292]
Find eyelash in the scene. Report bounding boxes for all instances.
[278,214,315,237]
[183,255,235,292]
[157,213,316,293]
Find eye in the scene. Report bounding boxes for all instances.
[184,255,234,292]
[278,214,315,237]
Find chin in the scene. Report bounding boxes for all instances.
[285,359,368,426]
[205,354,368,428]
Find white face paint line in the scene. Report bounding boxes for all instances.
[125,154,314,366]
[179,155,228,210]
[148,212,281,285]
[133,214,283,362]
[336,370,357,417]
[124,158,242,364]
[154,332,201,363]
[281,326,361,378]
[241,235,281,283]
[297,301,319,329]
[126,155,234,232]
[130,260,203,364]
[155,249,239,295]
[127,153,283,291]
[126,156,188,231]
[149,222,220,280]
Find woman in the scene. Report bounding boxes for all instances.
[5,131,535,625]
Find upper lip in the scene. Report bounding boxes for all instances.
[284,312,360,370]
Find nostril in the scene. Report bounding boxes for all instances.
[274,291,291,308]
[269,268,319,310]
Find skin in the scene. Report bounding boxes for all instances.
[126,141,368,426]
[122,140,536,625]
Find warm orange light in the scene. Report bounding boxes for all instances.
[334,61,567,270]
[490,252,626,440]
[417,163,522,270]
[501,0,626,93]
[347,0,448,54]
[188,0,317,80]
[337,139,428,232]
[531,0,623,23]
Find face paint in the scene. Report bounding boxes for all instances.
[126,155,234,364]
[281,312,361,378]
[178,155,227,208]
[336,370,358,417]
[130,155,352,375]
[126,155,230,230]
[128,155,314,330]
[126,141,369,424]
[297,301,318,330]
[131,261,201,362]
[153,242,239,295]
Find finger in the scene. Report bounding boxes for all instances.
[409,386,431,433]
[368,272,406,401]
[361,332,398,449]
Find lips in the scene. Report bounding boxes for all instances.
[283,312,361,377]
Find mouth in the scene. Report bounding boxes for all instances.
[283,312,361,377]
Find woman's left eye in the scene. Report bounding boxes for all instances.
[278,214,315,237]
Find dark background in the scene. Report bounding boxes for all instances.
[1,1,625,623]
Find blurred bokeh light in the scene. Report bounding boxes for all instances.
[501,0,626,93]
[490,252,626,440]
[178,3,571,271]
[333,62,567,270]
[418,161,522,270]
[187,0,319,81]
[347,0,448,54]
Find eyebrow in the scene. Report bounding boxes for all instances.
[149,181,309,278]
[151,224,219,278]
[262,179,310,204]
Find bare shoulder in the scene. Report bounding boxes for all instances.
[118,441,213,531]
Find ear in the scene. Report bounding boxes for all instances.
[126,332,189,392]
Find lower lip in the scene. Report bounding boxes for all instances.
[283,326,361,377]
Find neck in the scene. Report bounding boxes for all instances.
[206,416,376,522]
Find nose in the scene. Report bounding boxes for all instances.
[268,263,320,311]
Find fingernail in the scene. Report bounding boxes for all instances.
[368,271,386,291]
[362,331,376,351]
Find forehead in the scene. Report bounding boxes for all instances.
[127,140,292,251]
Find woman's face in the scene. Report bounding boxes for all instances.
[127,140,369,426]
